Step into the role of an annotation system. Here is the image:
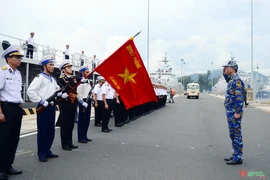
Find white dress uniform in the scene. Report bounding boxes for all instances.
[77,66,92,142]
[0,64,23,103]
[26,56,59,162]
[101,82,114,131]
[27,73,59,103]
[93,76,105,127]
[0,45,24,175]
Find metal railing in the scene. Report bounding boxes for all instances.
[0,33,103,70]
[22,83,29,102]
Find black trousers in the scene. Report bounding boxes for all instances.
[26,44,34,59]
[0,102,23,171]
[102,99,113,130]
[114,98,126,125]
[94,101,104,125]
[58,100,77,148]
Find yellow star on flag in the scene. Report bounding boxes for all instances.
[118,67,137,84]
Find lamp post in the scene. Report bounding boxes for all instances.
[211,62,213,92]
[180,59,184,90]
[146,0,150,72]
[251,0,254,99]
[183,61,186,89]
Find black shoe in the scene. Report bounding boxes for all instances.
[6,167,22,175]
[46,154,59,158]
[86,138,92,142]
[62,146,72,151]
[224,157,233,161]
[115,124,122,127]
[70,144,78,148]
[102,129,110,133]
[107,128,113,131]
[0,172,7,180]
[95,123,101,127]
[78,140,88,143]
[226,159,243,165]
[39,157,48,162]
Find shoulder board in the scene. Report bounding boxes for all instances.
[1,66,7,70]
[59,75,65,78]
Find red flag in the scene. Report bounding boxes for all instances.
[94,38,157,109]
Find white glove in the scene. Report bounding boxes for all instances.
[61,93,69,99]
[82,102,88,108]
[40,100,49,107]
[50,101,54,106]
[57,92,62,97]
[81,77,88,83]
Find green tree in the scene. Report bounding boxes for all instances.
[182,76,192,89]
[197,73,210,92]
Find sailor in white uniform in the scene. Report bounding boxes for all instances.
[77,66,92,143]
[0,44,24,180]
[93,76,105,127]
[27,56,60,162]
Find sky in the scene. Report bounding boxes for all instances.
[1,0,269,77]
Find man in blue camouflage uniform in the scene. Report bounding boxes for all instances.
[222,60,244,165]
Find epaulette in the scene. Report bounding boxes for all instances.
[59,75,65,78]
[1,66,7,70]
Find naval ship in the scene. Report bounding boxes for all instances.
[0,33,102,102]
[149,55,180,92]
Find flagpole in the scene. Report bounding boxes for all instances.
[133,30,142,39]
[147,0,150,72]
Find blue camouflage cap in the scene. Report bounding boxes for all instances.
[222,61,238,67]
[222,60,238,71]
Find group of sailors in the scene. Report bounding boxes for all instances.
[0,44,173,180]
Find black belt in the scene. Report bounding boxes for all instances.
[1,101,22,108]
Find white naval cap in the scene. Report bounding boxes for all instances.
[1,45,24,60]
[97,76,105,81]
[39,56,54,66]
[79,66,89,73]
[60,60,72,69]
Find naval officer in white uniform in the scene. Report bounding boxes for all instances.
[0,45,24,180]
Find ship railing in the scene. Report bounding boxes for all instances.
[0,33,103,71]
[22,83,29,102]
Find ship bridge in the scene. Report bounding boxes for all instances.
[0,33,103,101]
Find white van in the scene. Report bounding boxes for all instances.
[186,83,200,99]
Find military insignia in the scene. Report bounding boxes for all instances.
[74,78,77,83]
[59,75,65,78]
[1,66,7,70]
[236,80,241,87]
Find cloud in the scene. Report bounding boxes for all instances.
[0,0,269,77]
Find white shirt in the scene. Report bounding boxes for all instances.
[27,73,59,102]
[0,64,23,103]
[27,37,34,45]
[80,55,85,61]
[77,80,91,100]
[64,49,70,56]
[93,83,103,101]
[101,83,115,99]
